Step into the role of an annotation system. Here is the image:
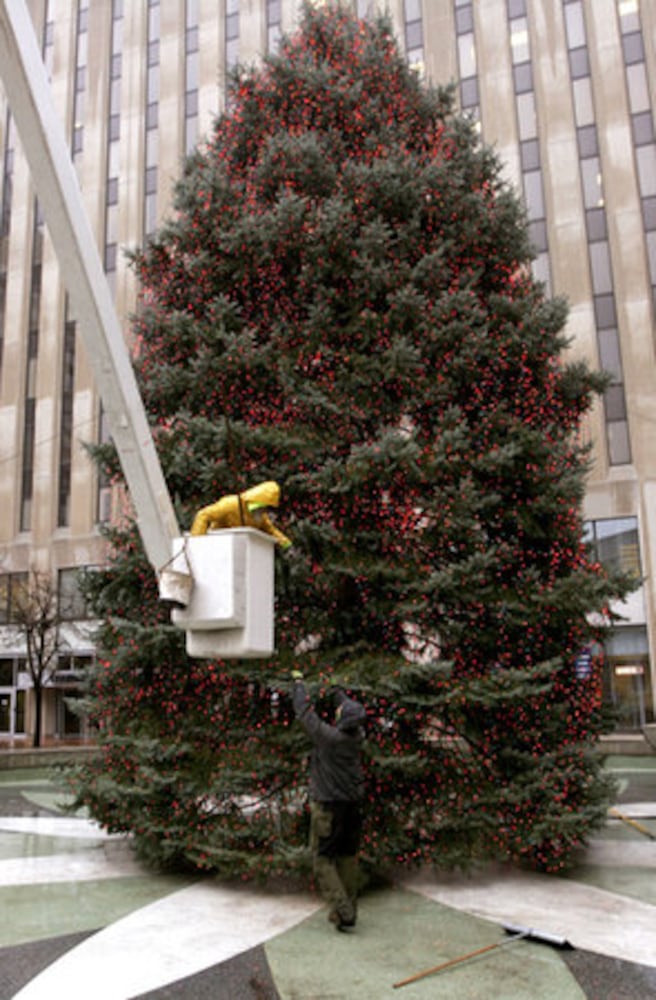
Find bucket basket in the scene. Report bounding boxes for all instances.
[158,539,193,608]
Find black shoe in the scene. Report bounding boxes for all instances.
[328,910,356,932]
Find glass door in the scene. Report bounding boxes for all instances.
[0,690,13,735]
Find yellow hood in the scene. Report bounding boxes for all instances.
[242,481,281,510]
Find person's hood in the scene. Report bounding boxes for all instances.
[335,691,366,731]
[242,481,281,511]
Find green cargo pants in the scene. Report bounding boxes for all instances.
[310,800,362,926]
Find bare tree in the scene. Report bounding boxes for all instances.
[11,571,67,748]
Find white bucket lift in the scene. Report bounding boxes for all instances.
[163,530,276,659]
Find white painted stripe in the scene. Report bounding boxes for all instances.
[0,816,121,840]
[585,838,656,867]
[403,868,656,968]
[12,881,320,1000]
[0,843,142,886]
[609,802,656,819]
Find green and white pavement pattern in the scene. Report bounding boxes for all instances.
[0,764,654,999]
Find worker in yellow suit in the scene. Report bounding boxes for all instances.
[190,480,292,548]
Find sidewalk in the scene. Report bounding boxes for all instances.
[0,757,655,999]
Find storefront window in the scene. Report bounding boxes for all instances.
[0,659,14,686]
[585,517,651,728]
[15,690,25,734]
[585,517,641,577]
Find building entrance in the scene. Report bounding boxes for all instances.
[0,690,11,734]
[0,688,25,739]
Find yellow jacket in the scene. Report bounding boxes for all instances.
[190,480,292,548]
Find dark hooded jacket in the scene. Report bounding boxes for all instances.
[292,681,365,803]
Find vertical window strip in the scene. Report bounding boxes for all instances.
[616,0,656,316]
[20,217,41,532]
[453,1,479,117]
[404,0,424,77]
[94,0,124,525]
[144,0,160,235]
[104,0,123,288]
[266,0,281,55]
[185,0,200,154]
[226,0,240,83]
[507,0,551,293]
[72,0,88,163]
[56,0,88,526]
[563,0,631,465]
[97,404,112,523]
[57,308,76,527]
[20,2,55,531]
[0,112,14,385]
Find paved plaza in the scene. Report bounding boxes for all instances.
[0,755,655,999]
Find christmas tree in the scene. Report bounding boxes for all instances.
[70,3,631,876]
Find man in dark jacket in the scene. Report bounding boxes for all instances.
[292,673,366,931]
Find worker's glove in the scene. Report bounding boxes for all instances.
[291,670,303,681]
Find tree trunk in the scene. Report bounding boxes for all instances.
[33,683,42,748]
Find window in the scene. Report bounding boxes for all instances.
[460,77,479,109]
[454,2,477,116]
[0,573,28,624]
[617,0,640,32]
[520,139,540,170]
[585,207,607,241]
[626,63,650,112]
[594,293,617,329]
[636,144,656,197]
[510,18,529,63]
[0,660,14,685]
[622,31,645,65]
[57,315,76,527]
[577,123,598,158]
[266,0,282,52]
[589,240,613,294]
[513,62,533,94]
[642,198,656,232]
[632,111,655,146]
[58,568,91,621]
[580,157,604,208]
[455,6,473,32]
[516,92,537,140]
[597,327,623,379]
[572,77,594,125]
[226,12,239,41]
[145,165,158,195]
[568,47,589,79]
[586,517,641,577]
[564,2,585,47]
[186,26,199,54]
[607,420,632,466]
[529,218,548,252]
[56,653,94,677]
[604,383,627,421]
[457,34,476,78]
[108,114,120,142]
[523,170,545,218]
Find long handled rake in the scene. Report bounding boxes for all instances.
[393,921,572,989]
[609,807,656,841]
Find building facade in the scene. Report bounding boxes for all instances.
[0,0,654,743]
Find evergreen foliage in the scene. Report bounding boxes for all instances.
[69,3,632,876]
